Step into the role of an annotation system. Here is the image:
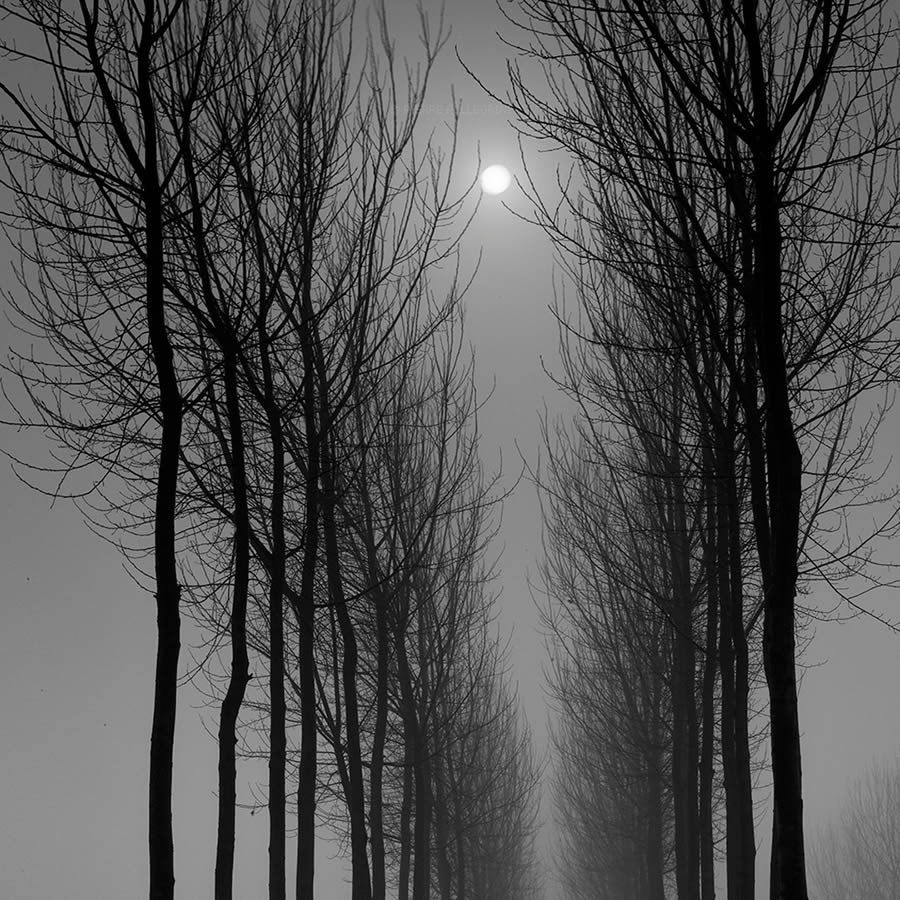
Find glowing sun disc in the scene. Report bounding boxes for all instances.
[480,164,511,195]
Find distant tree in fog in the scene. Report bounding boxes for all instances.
[809,756,900,900]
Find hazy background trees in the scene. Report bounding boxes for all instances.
[809,755,900,900]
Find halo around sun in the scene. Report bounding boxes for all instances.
[480,164,512,195]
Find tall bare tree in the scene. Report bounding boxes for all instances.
[0,3,234,895]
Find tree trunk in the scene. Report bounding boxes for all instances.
[296,307,320,900]
[138,5,183,894]
[413,599,432,900]
[369,598,389,900]
[317,413,371,900]
[399,719,414,900]
[743,9,808,887]
[646,711,667,900]
[667,414,700,900]
[321,481,373,900]
[262,338,287,900]
[214,351,253,899]
[699,455,718,900]
[397,630,427,900]
[717,458,742,900]
[357,437,388,900]
[431,749,455,900]
[726,439,756,899]
[447,745,467,900]
[412,728,433,900]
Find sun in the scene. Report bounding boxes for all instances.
[480,164,512,195]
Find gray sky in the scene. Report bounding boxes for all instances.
[1,1,899,898]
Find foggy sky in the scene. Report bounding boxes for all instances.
[1,1,899,897]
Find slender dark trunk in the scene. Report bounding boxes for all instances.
[399,711,414,900]
[296,307,320,900]
[685,614,700,899]
[396,627,425,900]
[431,749,454,900]
[667,422,699,900]
[757,230,806,900]
[717,455,742,900]
[146,245,182,900]
[670,571,699,900]
[262,340,287,900]
[369,597,389,900]
[177,63,251,897]
[214,350,253,900]
[137,6,182,896]
[323,507,373,900]
[357,436,387,900]
[743,6,808,888]
[210,51,288,900]
[319,430,371,900]
[645,707,667,900]
[446,745,467,900]
[412,727,432,900]
[723,254,757,900]
[413,600,432,900]
[699,452,718,900]
[726,422,756,899]
[455,810,467,900]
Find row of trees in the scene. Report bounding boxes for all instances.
[0,2,540,899]
[500,0,900,897]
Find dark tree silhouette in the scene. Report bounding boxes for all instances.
[0,3,230,895]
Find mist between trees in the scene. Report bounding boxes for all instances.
[808,756,900,899]
[0,1,899,900]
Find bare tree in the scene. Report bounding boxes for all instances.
[0,3,233,895]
